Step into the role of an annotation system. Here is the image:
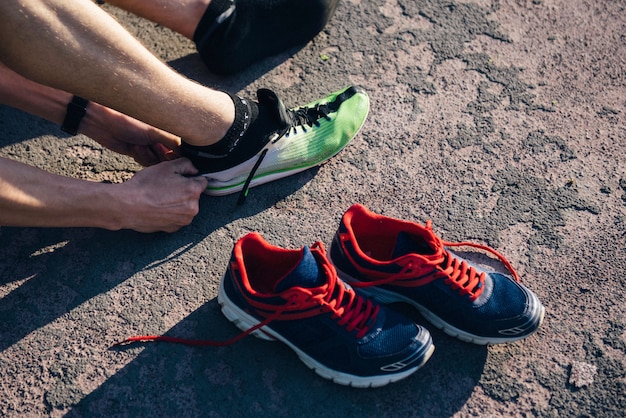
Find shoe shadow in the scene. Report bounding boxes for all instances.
[166,47,300,94]
[66,299,487,417]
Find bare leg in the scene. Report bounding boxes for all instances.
[0,0,230,146]
[102,0,211,39]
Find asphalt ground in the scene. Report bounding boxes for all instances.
[1,0,625,416]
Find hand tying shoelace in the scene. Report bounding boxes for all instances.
[181,86,370,203]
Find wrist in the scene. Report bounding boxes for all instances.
[75,100,106,139]
[102,177,158,232]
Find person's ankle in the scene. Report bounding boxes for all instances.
[181,92,259,159]
[181,91,236,147]
[181,88,291,173]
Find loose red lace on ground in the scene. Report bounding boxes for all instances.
[114,242,379,347]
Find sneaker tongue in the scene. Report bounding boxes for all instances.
[274,247,325,292]
[392,231,436,258]
[256,88,291,129]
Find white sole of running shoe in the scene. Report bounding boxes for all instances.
[202,161,313,197]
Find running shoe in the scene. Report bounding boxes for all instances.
[329,204,545,345]
[199,86,368,202]
[218,232,434,387]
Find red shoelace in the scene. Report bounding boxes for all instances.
[343,220,520,301]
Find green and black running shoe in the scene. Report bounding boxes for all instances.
[196,86,369,201]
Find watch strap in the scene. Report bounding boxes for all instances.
[61,96,89,135]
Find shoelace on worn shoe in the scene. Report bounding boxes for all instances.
[288,103,332,133]
[343,221,520,302]
[114,242,379,347]
[237,103,333,204]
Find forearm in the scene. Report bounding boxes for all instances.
[0,61,71,127]
[1,61,104,139]
[0,157,125,230]
[0,157,208,233]
[0,61,181,164]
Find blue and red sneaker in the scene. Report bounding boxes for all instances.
[218,232,434,387]
[329,204,545,345]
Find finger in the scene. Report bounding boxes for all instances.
[132,146,161,167]
[153,130,181,151]
[163,150,179,161]
[151,143,180,161]
[170,157,201,176]
[190,174,209,189]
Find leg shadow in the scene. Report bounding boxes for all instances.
[67,299,487,417]
[166,46,302,94]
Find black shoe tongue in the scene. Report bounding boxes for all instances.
[274,247,326,292]
[256,89,291,130]
[392,231,435,258]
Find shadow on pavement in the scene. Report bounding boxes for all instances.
[0,227,204,352]
[67,301,487,418]
[0,172,315,354]
[0,106,70,145]
[166,47,300,93]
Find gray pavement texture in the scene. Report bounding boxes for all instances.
[1,0,625,416]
